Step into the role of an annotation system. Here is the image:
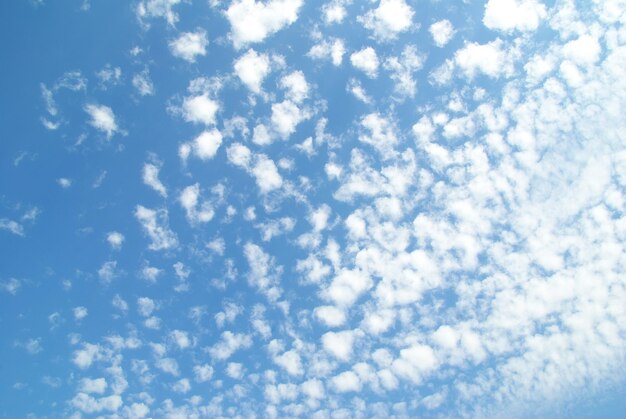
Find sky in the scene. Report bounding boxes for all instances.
[1,0,626,417]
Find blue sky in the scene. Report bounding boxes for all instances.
[1,0,626,417]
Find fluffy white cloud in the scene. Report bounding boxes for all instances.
[358,0,414,41]
[429,19,455,47]
[169,30,208,62]
[234,49,271,94]
[179,183,214,224]
[307,38,345,66]
[252,154,283,193]
[142,162,167,197]
[71,393,122,414]
[132,69,155,96]
[182,94,219,125]
[106,231,124,250]
[209,331,253,360]
[350,47,379,78]
[73,306,88,321]
[136,0,182,26]
[270,100,307,139]
[273,349,303,376]
[79,377,107,394]
[331,370,361,392]
[134,205,178,250]
[314,305,346,327]
[455,38,510,78]
[84,104,118,138]
[193,129,223,160]
[280,71,309,103]
[483,0,547,32]
[322,329,358,361]
[226,0,303,48]
[194,364,214,382]
[137,297,156,317]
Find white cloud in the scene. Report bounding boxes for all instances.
[350,47,379,78]
[429,19,455,47]
[79,377,107,394]
[1,278,22,294]
[73,343,101,369]
[322,330,358,361]
[155,358,179,376]
[323,269,373,307]
[307,38,345,66]
[455,38,510,78]
[57,178,72,188]
[136,0,182,27]
[273,349,303,376]
[346,78,372,104]
[193,129,223,160]
[98,261,117,283]
[179,183,215,224]
[270,100,308,139]
[483,0,547,32]
[331,370,361,392]
[562,34,601,66]
[226,0,303,48]
[359,113,398,158]
[244,242,282,300]
[226,362,245,379]
[234,49,271,94]
[322,1,347,24]
[132,69,155,96]
[134,205,178,250]
[84,104,118,138]
[172,378,191,393]
[226,142,252,168]
[182,94,219,125]
[280,71,309,103]
[383,45,424,98]
[142,162,167,197]
[73,306,88,321]
[358,0,414,41]
[252,154,283,193]
[137,297,156,317]
[170,330,191,349]
[314,305,346,327]
[71,393,122,414]
[194,364,214,382]
[106,231,124,250]
[169,30,208,62]
[209,331,253,360]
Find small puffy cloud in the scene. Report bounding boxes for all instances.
[79,377,107,394]
[314,305,346,327]
[273,349,303,376]
[136,0,182,27]
[383,45,424,98]
[455,38,509,78]
[358,0,414,42]
[169,30,208,62]
[1,278,22,294]
[270,100,308,139]
[106,231,124,250]
[429,19,455,47]
[323,269,372,307]
[322,1,347,24]
[155,358,180,376]
[562,34,601,66]
[73,306,88,321]
[84,104,118,138]
[194,364,214,382]
[98,261,118,283]
[234,49,271,94]
[170,330,191,350]
[71,393,122,414]
[307,38,345,66]
[134,205,178,251]
[140,265,161,283]
[322,330,358,361]
[280,71,309,103]
[251,155,283,193]
[226,0,303,49]
[346,78,372,104]
[182,94,219,125]
[73,343,102,369]
[137,297,156,317]
[227,142,253,168]
[172,378,191,393]
[194,129,223,160]
[142,161,167,197]
[226,362,244,379]
[359,113,398,157]
[483,0,547,33]
[301,378,325,399]
[57,178,72,188]
[331,370,361,392]
[179,183,214,224]
[132,69,155,96]
[350,47,379,78]
[209,331,252,360]
[244,242,282,300]
[95,64,122,88]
